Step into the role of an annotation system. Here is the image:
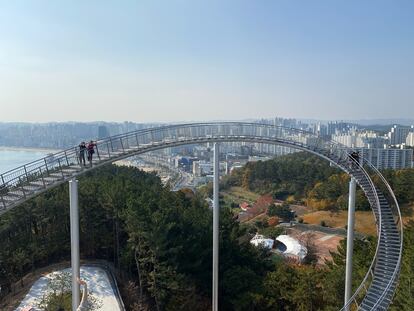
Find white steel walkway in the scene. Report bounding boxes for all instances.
[0,122,403,310]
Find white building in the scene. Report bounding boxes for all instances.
[250,234,274,250]
[275,235,307,262]
[192,161,226,176]
[332,130,387,148]
[192,161,213,176]
[332,133,363,148]
[248,155,272,162]
[388,125,413,146]
[356,146,413,169]
[253,142,295,156]
[406,132,414,147]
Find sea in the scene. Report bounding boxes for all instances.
[0,148,51,175]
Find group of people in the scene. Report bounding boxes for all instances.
[78,141,96,167]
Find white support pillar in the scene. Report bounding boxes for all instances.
[212,143,220,311]
[344,177,356,310]
[69,179,80,311]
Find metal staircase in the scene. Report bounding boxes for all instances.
[316,145,402,310]
[0,122,403,310]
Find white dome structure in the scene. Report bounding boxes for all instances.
[275,235,307,261]
[250,234,274,250]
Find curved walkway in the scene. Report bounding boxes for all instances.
[0,122,403,310]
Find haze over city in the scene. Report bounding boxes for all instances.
[1,0,413,123]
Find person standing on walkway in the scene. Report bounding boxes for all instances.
[87,140,96,166]
[79,142,87,166]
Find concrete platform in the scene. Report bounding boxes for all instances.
[16,265,122,311]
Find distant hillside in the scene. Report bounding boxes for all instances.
[222,152,414,210]
[297,118,414,127]
[350,119,414,126]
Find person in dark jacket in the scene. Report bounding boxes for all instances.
[349,151,360,168]
[79,142,87,166]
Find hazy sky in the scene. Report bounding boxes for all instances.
[0,1,413,123]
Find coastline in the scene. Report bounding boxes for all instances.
[0,146,61,153]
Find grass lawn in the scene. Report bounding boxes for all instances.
[303,205,414,236]
[221,186,260,205]
[302,210,377,236]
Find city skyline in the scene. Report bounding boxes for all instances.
[1,1,413,122]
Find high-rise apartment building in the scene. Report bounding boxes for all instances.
[332,130,388,148]
[356,147,413,169]
[388,125,413,146]
[406,132,414,147]
[98,125,110,139]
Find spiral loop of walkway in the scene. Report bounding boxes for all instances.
[0,122,402,310]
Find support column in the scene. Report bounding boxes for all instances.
[69,179,80,311]
[344,177,356,310]
[212,143,220,311]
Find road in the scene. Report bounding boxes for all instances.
[172,170,195,191]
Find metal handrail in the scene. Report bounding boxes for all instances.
[0,123,312,183]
